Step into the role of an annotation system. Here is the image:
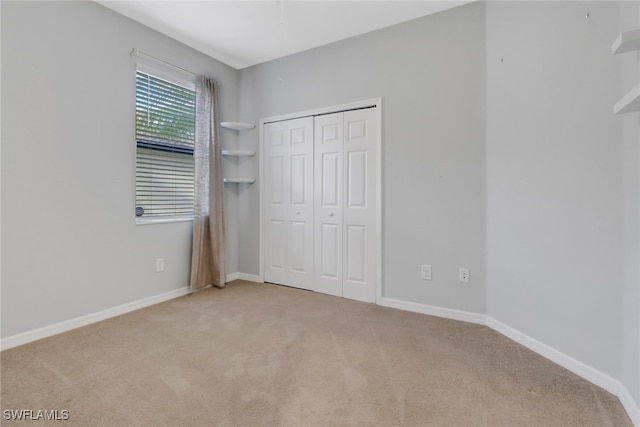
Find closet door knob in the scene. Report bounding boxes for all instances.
[296,211,301,215]
[329,213,334,217]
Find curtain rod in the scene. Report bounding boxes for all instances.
[130,48,196,77]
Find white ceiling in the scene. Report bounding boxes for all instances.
[97,1,471,69]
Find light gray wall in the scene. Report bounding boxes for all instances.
[486,0,639,396]
[1,1,239,338]
[237,2,487,313]
[620,0,640,407]
[2,0,638,413]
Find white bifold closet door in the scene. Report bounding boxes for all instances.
[314,108,377,302]
[264,107,377,303]
[264,117,314,290]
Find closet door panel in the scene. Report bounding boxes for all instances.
[342,108,377,302]
[346,151,368,208]
[345,225,366,283]
[265,106,377,303]
[290,221,307,272]
[269,220,286,269]
[322,153,339,207]
[287,122,314,289]
[264,117,313,289]
[290,155,307,204]
[270,157,285,205]
[314,113,343,297]
[321,223,340,280]
[264,123,289,285]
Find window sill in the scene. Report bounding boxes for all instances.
[136,216,194,226]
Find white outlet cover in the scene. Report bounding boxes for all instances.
[421,264,432,280]
[459,268,470,283]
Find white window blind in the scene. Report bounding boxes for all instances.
[135,71,196,219]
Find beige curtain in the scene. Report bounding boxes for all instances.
[190,76,225,291]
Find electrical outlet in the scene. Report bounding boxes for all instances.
[459,268,470,283]
[156,258,165,272]
[421,264,432,280]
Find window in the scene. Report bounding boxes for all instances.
[135,70,196,221]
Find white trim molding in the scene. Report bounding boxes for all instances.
[486,316,640,427]
[238,273,262,282]
[0,287,190,351]
[374,102,383,305]
[226,272,240,282]
[226,272,262,283]
[378,296,639,425]
[619,387,640,427]
[486,317,619,394]
[378,296,486,325]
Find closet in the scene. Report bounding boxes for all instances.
[263,105,378,303]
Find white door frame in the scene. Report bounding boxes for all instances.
[258,98,383,303]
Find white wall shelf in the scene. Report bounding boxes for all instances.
[611,29,640,55]
[222,150,256,157]
[220,121,255,131]
[223,178,255,184]
[614,84,640,115]
[612,29,640,114]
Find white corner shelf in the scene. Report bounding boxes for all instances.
[612,29,640,114]
[221,150,256,157]
[220,122,255,131]
[223,178,255,184]
[612,29,640,55]
[614,84,640,115]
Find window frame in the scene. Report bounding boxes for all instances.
[134,60,197,225]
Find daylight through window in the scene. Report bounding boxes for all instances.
[135,71,196,220]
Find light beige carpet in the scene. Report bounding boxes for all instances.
[0,280,633,426]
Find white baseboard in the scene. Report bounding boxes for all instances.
[238,273,262,282]
[486,317,619,394]
[226,272,262,283]
[378,296,486,325]
[618,383,640,427]
[486,316,640,427]
[226,272,240,282]
[0,287,190,351]
[378,296,639,426]
[1,274,264,350]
